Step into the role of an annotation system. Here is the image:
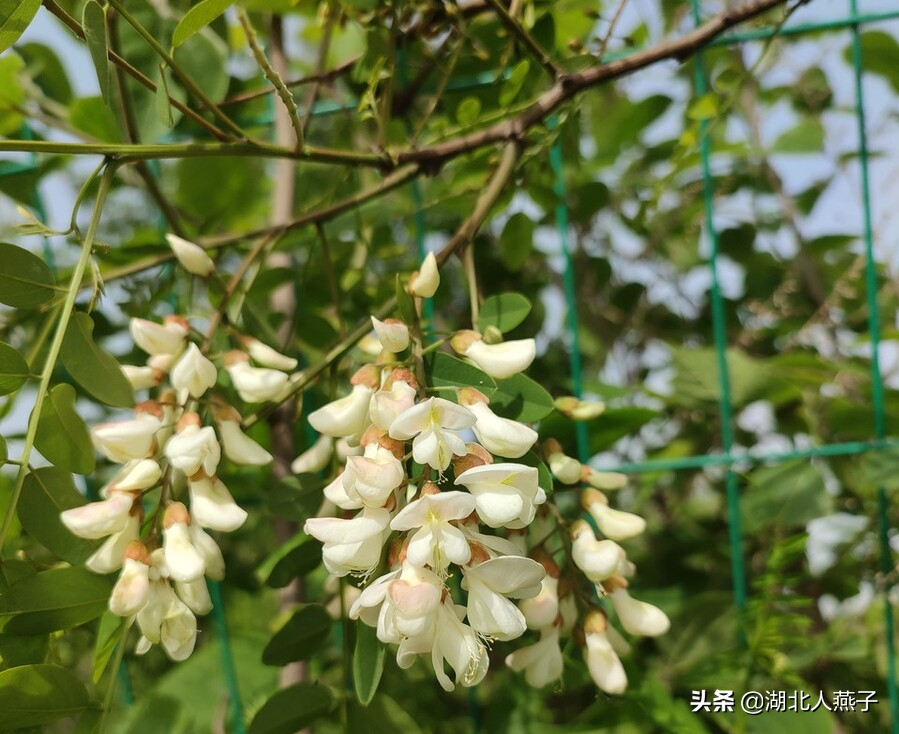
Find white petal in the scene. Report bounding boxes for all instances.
[130,318,187,356]
[305,508,390,544]
[170,343,217,398]
[307,385,373,437]
[466,556,545,598]
[463,339,536,379]
[189,524,225,580]
[408,251,440,298]
[609,589,670,637]
[585,631,627,694]
[160,597,197,661]
[167,233,215,276]
[114,459,162,491]
[218,420,273,466]
[465,579,526,640]
[86,514,140,573]
[245,338,298,370]
[588,503,646,541]
[387,399,432,440]
[109,558,150,616]
[175,578,213,615]
[163,522,206,582]
[291,434,333,473]
[468,402,537,458]
[189,477,247,532]
[371,317,410,353]
[226,362,289,403]
[60,493,133,540]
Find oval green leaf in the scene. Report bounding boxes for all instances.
[353,621,385,706]
[0,0,42,54]
[248,683,333,734]
[424,351,496,395]
[0,664,90,728]
[477,293,531,333]
[0,242,56,308]
[490,373,554,422]
[0,566,113,634]
[0,341,29,395]
[258,534,322,589]
[262,605,331,666]
[35,384,95,474]
[82,0,109,105]
[172,0,233,48]
[18,466,101,564]
[61,312,134,408]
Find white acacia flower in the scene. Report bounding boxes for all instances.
[456,336,536,380]
[130,317,188,356]
[225,359,289,403]
[122,365,164,390]
[554,396,606,421]
[390,490,476,571]
[243,337,298,371]
[343,444,404,507]
[584,612,627,694]
[571,522,626,583]
[136,581,172,646]
[371,317,410,353]
[189,524,225,581]
[188,476,248,532]
[308,384,374,438]
[170,343,217,398]
[85,513,141,574]
[349,568,401,628]
[92,413,163,463]
[582,490,645,541]
[163,503,206,582]
[505,626,564,688]
[160,595,198,661]
[369,379,417,431]
[388,397,475,472]
[165,421,221,478]
[323,472,363,511]
[548,452,581,484]
[583,469,628,490]
[291,434,333,474]
[408,251,440,298]
[175,577,213,615]
[519,575,560,630]
[462,555,545,641]
[110,459,162,492]
[454,463,546,529]
[379,565,444,643]
[217,418,272,466]
[304,507,391,578]
[335,437,364,461]
[60,492,134,540]
[464,400,537,458]
[430,600,488,691]
[109,548,151,617]
[166,233,215,277]
[609,588,670,637]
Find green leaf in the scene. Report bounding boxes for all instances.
[262,605,331,666]
[348,694,423,733]
[771,118,825,154]
[257,534,322,589]
[61,312,134,408]
[0,664,90,728]
[18,467,101,564]
[499,59,530,107]
[172,0,233,48]
[34,384,95,474]
[92,611,125,684]
[477,293,531,333]
[424,352,496,395]
[82,0,109,105]
[0,566,112,634]
[844,31,899,93]
[455,96,481,126]
[353,621,385,706]
[0,434,6,464]
[489,373,554,422]
[248,683,333,734]
[0,0,41,54]
[687,93,719,121]
[671,347,773,409]
[395,273,414,324]
[0,242,56,308]
[0,632,48,667]
[0,341,29,395]
[499,213,534,272]
[266,475,323,523]
[741,461,830,533]
[18,42,73,104]
[860,447,899,489]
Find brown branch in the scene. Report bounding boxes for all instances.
[43,0,231,141]
[484,0,560,79]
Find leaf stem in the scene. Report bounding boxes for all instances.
[0,163,117,553]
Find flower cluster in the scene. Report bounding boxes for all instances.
[61,310,297,660]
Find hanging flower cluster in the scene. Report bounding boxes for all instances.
[60,301,297,660]
[301,252,670,694]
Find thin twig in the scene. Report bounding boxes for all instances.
[219,57,360,107]
[484,0,561,79]
[596,0,630,60]
[300,4,336,139]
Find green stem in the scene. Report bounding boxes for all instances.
[0,163,117,552]
[99,618,133,734]
[462,245,479,328]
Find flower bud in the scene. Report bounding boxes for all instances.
[224,353,289,403]
[85,512,141,574]
[554,396,606,421]
[189,524,226,581]
[112,459,162,492]
[60,492,134,540]
[608,588,670,637]
[408,251,440,297]
[216,418,272,466]
[582,489,645,541]
[164,418,221,478]
[548,452,581,484]
[570,521,626,583]
[519,575,559,630]
[464,400,537,458]
[169,343,217,398]
[291,434,333,474]
[459,337,537,380]
[130,317,188,356]
[308,384,374,438]
[109,548,152,617]
[175,578,213,615]
[582,467,628,490]
[370,317,410,353]
[452,442,494,475]
[188,476,248,532]
[122,365,164,390]
[92,413,163,463]
[163,503,206,582]
[166,233,215,277]
[242,337,298,371]
[583,610,627,694]
[369,379,417,431]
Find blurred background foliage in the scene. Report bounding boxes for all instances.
[2,0,899,732]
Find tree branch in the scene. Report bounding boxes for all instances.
[484,0,561,79]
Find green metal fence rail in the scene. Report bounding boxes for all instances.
[4,2,898,731]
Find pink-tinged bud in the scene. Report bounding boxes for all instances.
[350,364,381,389]
[130,317,188,356]
[166,233,215,277]
[241,336,298,371]
[554,396,606,421]
[60,492,134,539]
[370,317,410,353]
[457,387,489,406]
[407,251,440,297]
[134,400,165,419]
[109,556,151,617]
[452,443,493,475]
[170,343,217,398]
[163,502,192,529]
[122,365,164,390]
[450,329,481,355]
[223,350,249,367]
[388,368,418,390]
[420,481,441,496]
[369,379,416,431]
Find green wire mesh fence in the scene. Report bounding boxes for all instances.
[4,2,898,731]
